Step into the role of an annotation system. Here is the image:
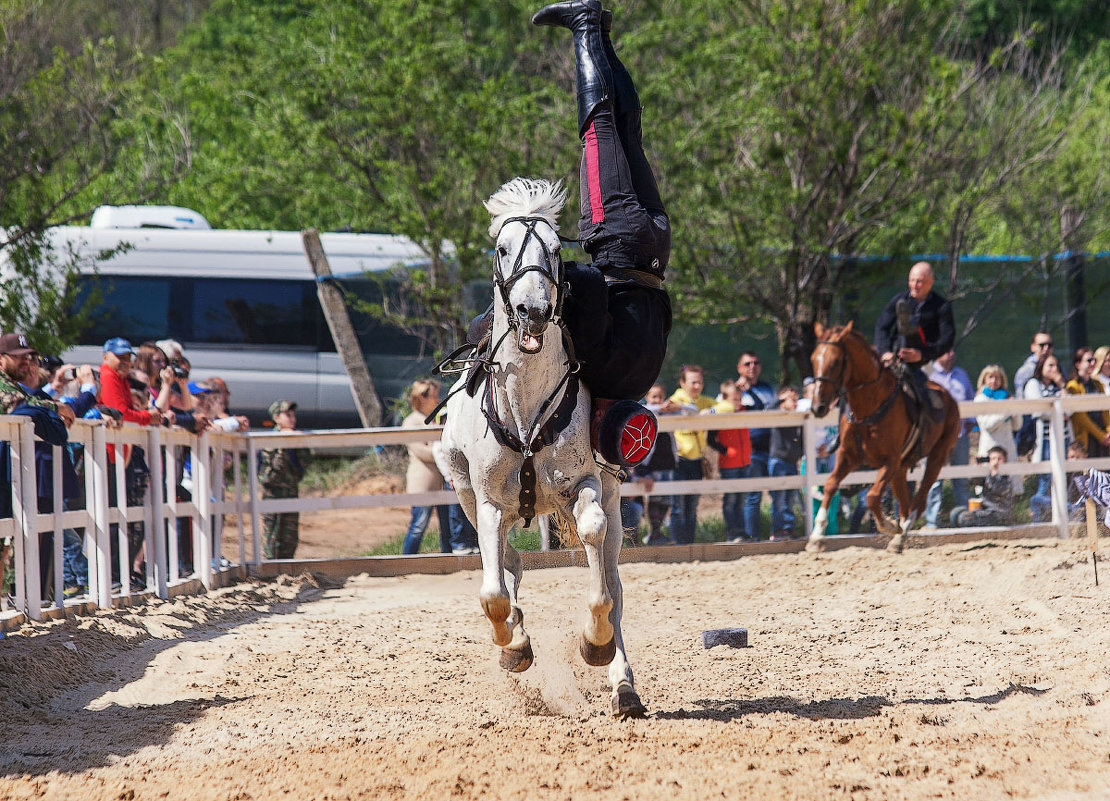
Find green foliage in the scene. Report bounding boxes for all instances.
[0,0,193,348]
[15,0,1106,367]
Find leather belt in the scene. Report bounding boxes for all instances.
[602,267,664,290]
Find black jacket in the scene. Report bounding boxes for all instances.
[874,289,955,365]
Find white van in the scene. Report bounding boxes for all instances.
[55,208,438,428]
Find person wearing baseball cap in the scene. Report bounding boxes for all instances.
[103,337,136,356]
[99,336,163,433]
[269,399,297,420]
[0,331,64,418]
[258,399,309,559]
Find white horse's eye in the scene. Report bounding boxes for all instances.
[497,245,509,259]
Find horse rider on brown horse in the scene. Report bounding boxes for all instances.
[874,261,955,440]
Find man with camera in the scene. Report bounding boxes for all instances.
[99,338,164,428]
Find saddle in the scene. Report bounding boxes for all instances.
[450,304,658,469]
[897,372,945,464]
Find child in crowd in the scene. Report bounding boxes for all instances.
[708,380,752,542]
[949,445,1014,528]
[632,382,680,545]
[258,400,310,559]
[769,385,803,540]
[668,366,716,544]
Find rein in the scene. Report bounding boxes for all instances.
[436,215,584,526]
[814,338,899,427]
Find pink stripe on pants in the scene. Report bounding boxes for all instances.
[583,121,604,224]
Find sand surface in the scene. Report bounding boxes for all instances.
[1,537,1107,800]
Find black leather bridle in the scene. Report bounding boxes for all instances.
[493,216,568,334]
[813,338,897,426]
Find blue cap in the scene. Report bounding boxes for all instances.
[103,337,135,355]
[187,381,212,395]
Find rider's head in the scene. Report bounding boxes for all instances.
[907,262,934,301]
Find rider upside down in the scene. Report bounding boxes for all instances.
[467,0,672,468]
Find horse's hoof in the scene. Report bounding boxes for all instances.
[579,635,616,666]
[612,690,647,719]
[886,536,905,554]
[805,538,825,554]
[499,642,534,672]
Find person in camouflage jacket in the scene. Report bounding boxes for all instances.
[258,400,310,559]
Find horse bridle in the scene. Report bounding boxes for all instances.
[813,337,897,426]
[493,216,568,333]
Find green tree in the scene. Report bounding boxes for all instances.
[115,0,575,353]
[641,0,1098,379]
[0,0,192,351]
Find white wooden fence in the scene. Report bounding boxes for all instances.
[2,394,1105,628]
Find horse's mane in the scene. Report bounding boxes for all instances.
[823,323,882,365]
[484,178,567,238]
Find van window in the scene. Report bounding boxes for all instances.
[75,276,173,344]
[191,279,318,347]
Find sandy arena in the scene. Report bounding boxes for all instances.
[0,535,1107,800]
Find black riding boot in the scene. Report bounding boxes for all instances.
[532,0,613,136]
[599,9,640,117]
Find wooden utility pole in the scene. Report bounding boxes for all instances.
[302,228,382,427]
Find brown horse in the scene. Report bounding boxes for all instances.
[807,321,960,553]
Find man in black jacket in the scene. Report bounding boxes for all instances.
[874,261,955,412]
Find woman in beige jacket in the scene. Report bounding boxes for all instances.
[401,380,452,554]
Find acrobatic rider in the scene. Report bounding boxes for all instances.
[471,0,673,468]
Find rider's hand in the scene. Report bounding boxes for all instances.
[880,352,895,367]
[898,347,922,363]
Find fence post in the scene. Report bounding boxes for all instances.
[248,436,262,565]
[115,440,131,596]
[802,414,818,540]
[50,444,65,607]
[90,424,112,609]
[233,439,246,566]
[15,419,41,620]
[147,427,168,598]
[195,430,213,590]
[164,440,180,583]
[1048,399,1070,540]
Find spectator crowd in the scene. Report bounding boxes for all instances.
[5,273,1110,594]
[0,332,258,605]
[614,323,1110,546]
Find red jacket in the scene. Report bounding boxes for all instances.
[99,361,154,462]
[715,427,751,469]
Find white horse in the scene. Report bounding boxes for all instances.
[439,177,645,719]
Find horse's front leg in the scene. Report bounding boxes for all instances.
[807,455,854,553]
[599,473,646,718]
[570,477,616,666]
[476,499,518,648]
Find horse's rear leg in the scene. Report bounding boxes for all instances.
[571,480,616,667]
[869,467,900,536]
[887,467,915,553]
[598,475,646,718]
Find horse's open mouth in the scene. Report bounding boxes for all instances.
[517,328,544,353]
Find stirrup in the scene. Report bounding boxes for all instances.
[591,399,657,468]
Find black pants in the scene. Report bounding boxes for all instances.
[577,104,670,268]
[563,264,671,401]
[565,100,672,401]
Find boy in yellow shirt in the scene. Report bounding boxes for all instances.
[668,365,716,544]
